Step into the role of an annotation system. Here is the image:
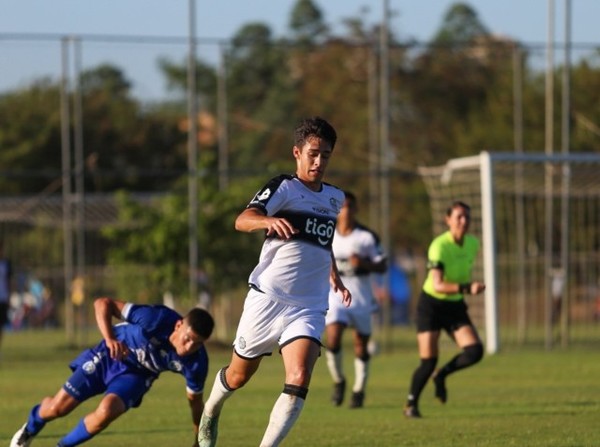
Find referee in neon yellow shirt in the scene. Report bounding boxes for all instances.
[404,201,485,418]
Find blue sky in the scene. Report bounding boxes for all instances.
[1,0,598,99]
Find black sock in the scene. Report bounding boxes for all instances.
[438,344,483,378]
[407,357,437,406]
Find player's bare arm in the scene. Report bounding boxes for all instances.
[94,297,129,360]
[235,207,299,240]
[430,268,485,295]
[330,252,352,307]
[187,391,204,445]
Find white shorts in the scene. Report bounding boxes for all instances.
[233,288,326,359]
[325,302,373,336]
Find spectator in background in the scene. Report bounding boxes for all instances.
[404,201,485,418]
[325,191,387,408]
[0,241,12,359]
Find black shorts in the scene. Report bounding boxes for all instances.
[415,291,473,334]
[0,302,8,327]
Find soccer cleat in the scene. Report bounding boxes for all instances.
[331,379,346,406]
[432,371,448,404]
[198,413,220,447]
[349,391,364,408]
[403,405,422,419]
[10,423,35,447]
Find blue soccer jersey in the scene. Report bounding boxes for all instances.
[69,303,209,396]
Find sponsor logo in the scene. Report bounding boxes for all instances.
[64,381,80,397]
[305,218,335,246]
[169,360,183,372]
[330,197,342,213]
[256,188,271,201]
[312,206,330,215]
[238,336,246,350]
[83,361,96,374]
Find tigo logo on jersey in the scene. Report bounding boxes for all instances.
[305,218,335,246]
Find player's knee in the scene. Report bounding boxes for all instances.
[224,366,251,390]
[42,397,74,420]
[464,343,484,365]
[285,365,312,387]
[357,352,370,362]
[327,345,342,354]
[94,395,126,428]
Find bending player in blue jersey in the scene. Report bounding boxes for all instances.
[198,116,351,447]
[11,296,214,447]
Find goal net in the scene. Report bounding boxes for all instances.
[419,152,600,352]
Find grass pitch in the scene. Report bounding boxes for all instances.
[1,328,598,446]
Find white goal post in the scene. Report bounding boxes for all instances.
[419,151,600,353]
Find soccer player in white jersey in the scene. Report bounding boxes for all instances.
[325,191,387,408]
[10,297,214,447]
[198,116,351,447]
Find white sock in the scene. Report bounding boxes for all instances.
[259,393,305,447]
[203,368,234,417]
[325,350,344,383]
[353,357,369,393]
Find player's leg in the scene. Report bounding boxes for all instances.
[324,321,346,406]
[432,323,483,403]
[11,389,80,447]
[349,329,370,408]
[56,393,126,447]
[56,370,149,446]
[259,337,320,447]
[405,330,440,418]
[199,288,271,447]
[198,354,263,447]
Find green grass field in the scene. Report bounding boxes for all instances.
[1,328,599,447]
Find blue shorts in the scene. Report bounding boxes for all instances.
[64,345,156,410]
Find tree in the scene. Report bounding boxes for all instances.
[289,0,328,45]
[431,2,490,47]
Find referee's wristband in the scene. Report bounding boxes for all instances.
[459,283,472,295]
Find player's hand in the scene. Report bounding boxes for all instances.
[265,217,299,240]
[106,338,129,360]
[471,282,486,295]
[340,287,352,307]
[331,277,352,307]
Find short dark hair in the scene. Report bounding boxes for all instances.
[343,190,357,207]
[294,116,337,150]
[184,307,214,339]
[446,201,470,216]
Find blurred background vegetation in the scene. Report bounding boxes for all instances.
[1,1,599,342]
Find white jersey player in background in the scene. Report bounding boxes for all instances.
[198,116,351,447]
[325,190,387,408]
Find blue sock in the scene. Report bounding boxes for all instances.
[58,418,93,446]
[25,404,46,435]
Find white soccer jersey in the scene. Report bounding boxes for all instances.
[245,174,344,310]
[328,224,386,310]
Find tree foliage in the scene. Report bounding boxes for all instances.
[2,1,600,298]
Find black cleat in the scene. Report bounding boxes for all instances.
[403,405,422,418]
[331,379,346,406]
[349,391,364,408]
[432,371,447,404]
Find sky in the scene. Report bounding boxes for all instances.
[1,0,599,100]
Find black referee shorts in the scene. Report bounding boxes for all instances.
[415,291,473,334]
